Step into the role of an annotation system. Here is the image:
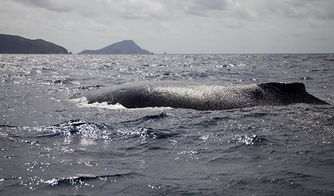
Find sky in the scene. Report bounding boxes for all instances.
[1,0,334,54]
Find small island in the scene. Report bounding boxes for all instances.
[0,34,68,54]
[79,40,153,55]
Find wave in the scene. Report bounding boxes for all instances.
[229,134,267,145]
[78,84,104,90]
[121,112,168,124]
[43,171,137,186]
[34,120,110,139]
[32,118,177,140]
[116,127,178,140]
[0,124,16,128]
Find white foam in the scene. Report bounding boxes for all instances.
[71,97,172,111]
[71,97,126,110]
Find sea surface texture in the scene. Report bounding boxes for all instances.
[0,54,334,195]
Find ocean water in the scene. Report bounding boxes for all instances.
[0,54,334,195]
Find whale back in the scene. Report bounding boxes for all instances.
[86,82,328,110]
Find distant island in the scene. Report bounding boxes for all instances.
[79,40,153,55]
[0,34,68,54]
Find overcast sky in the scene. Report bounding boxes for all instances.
[1,0,334,54]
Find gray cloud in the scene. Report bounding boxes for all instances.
[10,0,334,20]
[262,0,334,21]
[1,0,334,53]
[193,0,227,10]
[12,0,74,12]
[181,0,228,16]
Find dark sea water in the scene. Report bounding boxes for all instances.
[0,54,334,195]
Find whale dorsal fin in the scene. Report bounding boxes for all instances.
[259,82,306,93]
[258,82,328,105]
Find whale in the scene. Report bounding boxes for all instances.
[85,82,328,110]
